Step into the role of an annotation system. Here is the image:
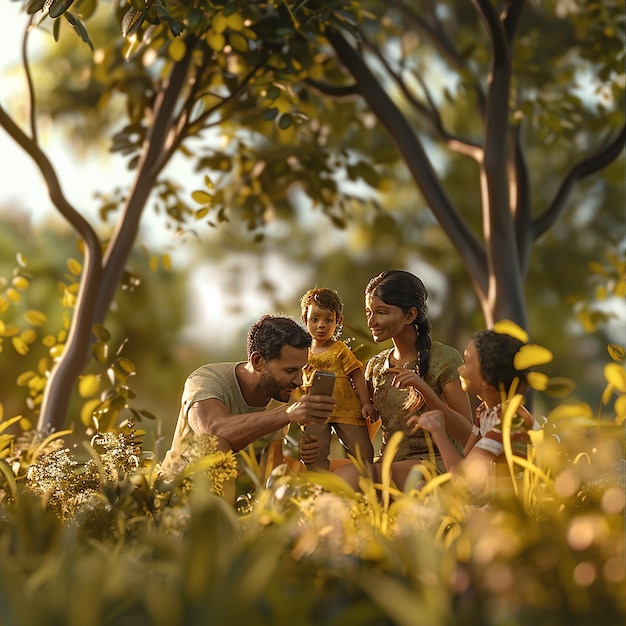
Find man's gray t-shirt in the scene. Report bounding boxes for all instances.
[160,362,284,478]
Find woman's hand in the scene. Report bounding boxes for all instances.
[388,367,425,391]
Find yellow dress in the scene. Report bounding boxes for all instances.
[299,341,366,426]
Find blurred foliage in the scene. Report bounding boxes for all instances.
[0,2,622,621]
[0,367,624,625]
[1,0,623,432]
[0,215,188,449]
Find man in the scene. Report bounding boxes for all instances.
[160,314,336,480]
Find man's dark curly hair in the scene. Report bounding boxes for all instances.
[473,329,529,392]
[246,315,311,361]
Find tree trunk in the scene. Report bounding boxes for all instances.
[35,42,196,432]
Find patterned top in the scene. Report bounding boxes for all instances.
[365,341,463,461]
[299,341,366,426]
[473,401,539,459]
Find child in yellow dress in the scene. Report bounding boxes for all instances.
[299,287,377,470]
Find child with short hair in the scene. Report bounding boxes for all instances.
[409,328,540,476]
[299,287,377,470]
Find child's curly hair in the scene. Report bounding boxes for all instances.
[473,329,529,392]
[300,288,344,340]
[300,288,343,322]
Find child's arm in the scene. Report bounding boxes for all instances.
[349,367,377,422]
[463,430,481,456]
[411,409,464,471]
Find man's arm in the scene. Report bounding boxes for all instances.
[189,395,336,452]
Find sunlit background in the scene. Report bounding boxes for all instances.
[1,3,623,455]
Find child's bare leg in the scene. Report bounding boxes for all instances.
[334,423,374,463]
[302,422,332,470]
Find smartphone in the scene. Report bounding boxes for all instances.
[309,370,336,396]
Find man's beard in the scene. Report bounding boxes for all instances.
[258,369,288,402]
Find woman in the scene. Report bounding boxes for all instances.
[301,270,473,487]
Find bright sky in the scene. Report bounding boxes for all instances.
[0,3,127,227]
[0,5,319,349]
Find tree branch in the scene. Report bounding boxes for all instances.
[156,46,271,173]
[0,103,105,432]
[503,0,526,42]
[94,34,198,324]
[389,0,487,113]
[327,28,488,297]
[472,0,509,61]
[511,122,533,274]
[21,16,38,143]
[472,0,528,326]
[359,33,483,160]
[303,78,360,98]
[533,126,626,239]
[0,105,101,261]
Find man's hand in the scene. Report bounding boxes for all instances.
[299,434,321,464]
[286,394,336,425]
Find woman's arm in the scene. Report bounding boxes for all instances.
[389,369,472,444]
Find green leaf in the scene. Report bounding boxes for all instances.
[92,341,109,364]
[168,38,187,62]
[278,113,293,129]
[121,7,144,38]
[543,377,576,398]
[92,324,111,342]
[608,344,626,362]
[52,15,61,41]
[117,357,136,376]
[230,33,248,53]
[266,85,281,100]
[27,0,46,14]
[191,190,213,204]
[63,12,94,50]
[262,107,279,120]
[514,344,553,370]
[0,459,18,501]
[49,0,76,19]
